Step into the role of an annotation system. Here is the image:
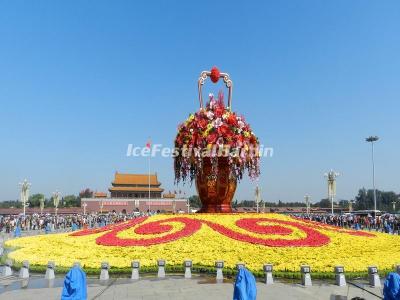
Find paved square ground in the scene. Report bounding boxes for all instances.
[0,275,384,300]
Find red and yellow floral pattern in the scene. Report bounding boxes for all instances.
[5,214,400,273]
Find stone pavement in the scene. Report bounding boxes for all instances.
[0,274,384,300]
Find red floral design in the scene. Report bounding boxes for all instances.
[70,219,132,236]
[70,216,376,248]
[95,217,202,247]
[202,218,330,247]
[236,218,293,235]
[70,216,379,247]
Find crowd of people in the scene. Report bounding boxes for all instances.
[295,213,400,234]
[1,211,400,235]
[0,211,155,234]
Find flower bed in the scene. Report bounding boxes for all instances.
[4,214,400,277]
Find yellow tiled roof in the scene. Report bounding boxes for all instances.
[112,173,161,186]
[94,192,107,198]
[163,192,176,198]
[109,186,164,192]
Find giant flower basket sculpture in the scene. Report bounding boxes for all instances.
[174,67,260,213]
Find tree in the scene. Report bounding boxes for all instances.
[354,188,399,212]
[313,198,332,208]
[338,199,349,208]
[79,188,93,199]
[232,199,239,208]
[28,193,45,207]
[0,200,21,208]
[62,195,80,207]
[189,195,202,209]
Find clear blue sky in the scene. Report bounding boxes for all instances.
[0,1,399,203]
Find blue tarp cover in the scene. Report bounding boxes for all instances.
[61,266,87,300]
[384,272,400,300]
[233,267,257,300]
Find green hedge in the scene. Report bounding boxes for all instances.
[1,253,393,280]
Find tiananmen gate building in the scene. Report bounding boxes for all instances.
[81,172,187,213]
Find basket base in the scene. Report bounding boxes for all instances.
[197,204,232,213]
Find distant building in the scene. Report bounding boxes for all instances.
[162,191,176,199]
[81,172,186,214]
[93,192,108,198]
[109,172,164,198]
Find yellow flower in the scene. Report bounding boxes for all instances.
[5,214,400,274]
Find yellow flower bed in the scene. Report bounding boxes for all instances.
[5,213,400,273]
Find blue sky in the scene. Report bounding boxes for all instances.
[0,1,399,203]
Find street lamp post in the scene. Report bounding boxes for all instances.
[366,136,379,218]
[325,170,340,215]
[39,195,45,215]
[53,191,60,217]
[186,198,190,214]
[19,179,31,217]
[304,195,311,215]
[349,200,355,213]
[82,203,88,215]
[255,186,261,213]
[100,200,104,214]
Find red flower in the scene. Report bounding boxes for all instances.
[197,118,208,129]
[207,132,218,144]
[214,105,225,118]
[227,114,237,126]
[218,124,232,137]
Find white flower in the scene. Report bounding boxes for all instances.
[238,120,245,129]
[206,111,214,120]
[209,100,216,109]
[213,118,223,128]
[208,93,214,99]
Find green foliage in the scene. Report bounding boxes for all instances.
[28,194,45,207]
[0,200,21,208]
[0,253,393,280]
[354,188,399,212]
[313,198,332,208]
[62,195,81,208]
[189,195,201,208]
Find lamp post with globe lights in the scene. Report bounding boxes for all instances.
[82,202,88,215]
[39,195,45,215]
[255,185,261,213]
[304,195,311,216]
[53,191,61,216]
[349,199,355,213]
[19,179,31,217]
[324,170,340,215]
